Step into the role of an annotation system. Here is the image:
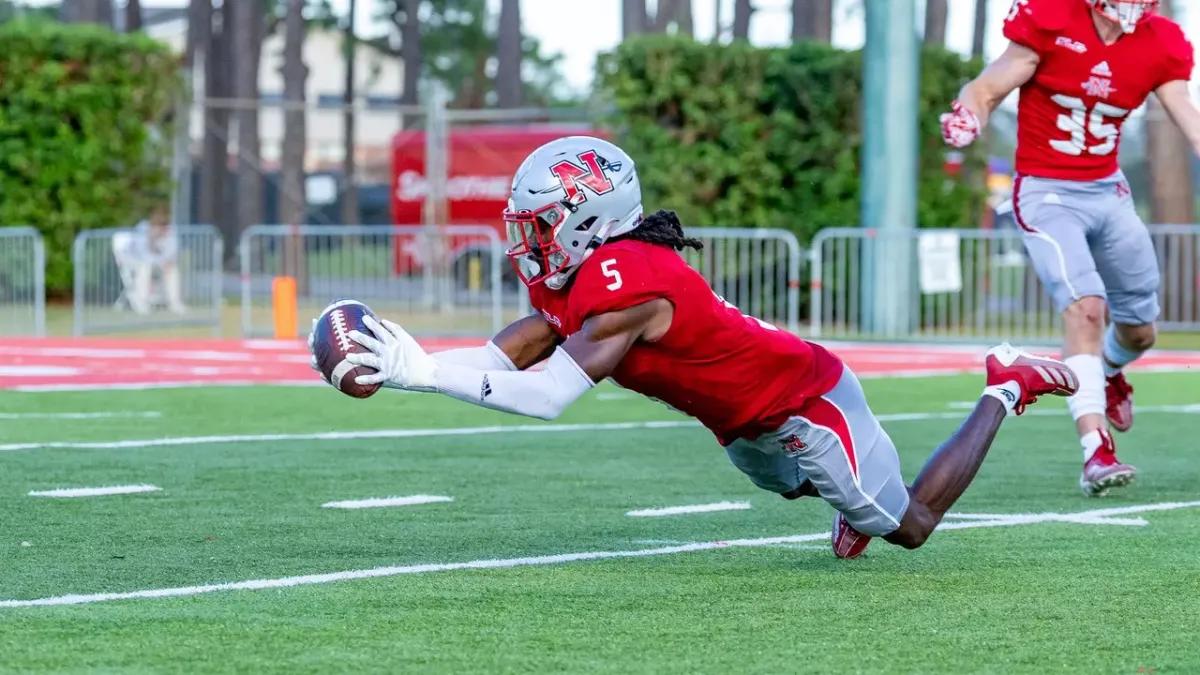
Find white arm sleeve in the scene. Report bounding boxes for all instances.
[432,341,517,371]
[434,346,594,421]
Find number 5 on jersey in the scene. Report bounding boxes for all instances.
[601,258,622,291]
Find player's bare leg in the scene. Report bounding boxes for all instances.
[883,345,1077,551]
[1056,297,1135,496]
[833,345,1079,558]
[1102,321,1156,432]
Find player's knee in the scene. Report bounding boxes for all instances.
[1063,297,1106,337]
[883,501,935,549]
[885,522,931,550]
[1116,322,1156,352]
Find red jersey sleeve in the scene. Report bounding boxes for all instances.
[1153,19,1195,89]
[1001,0,1062,54]
[567,246,671,323]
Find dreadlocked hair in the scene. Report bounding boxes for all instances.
[610,209,704,251]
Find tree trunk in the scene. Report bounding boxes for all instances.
[400,0,421,130]
[1145,0,1193,224]
[233,0,264,238]
[713,0,722,42]
[814,0,832,43]
[341,0,360,225]
[732,0,752,40]
[184,0,210,68]
[280,0,308,227]
[649,0,692,35]
[1144,0,1195,320]
[622,0,647,39]
[199,0,232,240]
[124,0,141,31]
[496,0,522,108]
[674,0,693,36]
[971,0,988,59]
[61,0,111,25]
[792,0,812,39]
[924,0,948,46]
[280,0,309,292]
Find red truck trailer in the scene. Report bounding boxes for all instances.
[390,125,608,282]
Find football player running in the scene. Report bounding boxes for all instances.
[941,0,1200,496]
[310,136,1079,559]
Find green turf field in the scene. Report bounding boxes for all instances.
[2,373,1199,674]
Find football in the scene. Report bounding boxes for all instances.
[312,299,382,399]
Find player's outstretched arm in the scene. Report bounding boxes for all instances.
[1155,81,1200,157]
[431,314,562,372]
[346,301,666,421]
[942,42,1038,148]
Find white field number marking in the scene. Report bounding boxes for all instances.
[3,500,1196,607]
[0,411,161,420]
[28,485,162,498]
[626,501,752,517]
[322,495,453,509]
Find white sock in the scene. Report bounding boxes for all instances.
[1081,429,1105,461]
[1063,354,1105,421]
[1102,325,1144,377]
[982,380,1022,415]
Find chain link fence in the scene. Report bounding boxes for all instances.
[238,224,512,338]
[0,227,46,336]
[71,225,224,336]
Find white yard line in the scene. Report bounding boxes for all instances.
[0,411,161,421]
[322,495,454,509]
[3,500,1197,609]
[0,421,700,452]
[3,404,1199,453]
[27,485,161,498]
[626,501,752,517]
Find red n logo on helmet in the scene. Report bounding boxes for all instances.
[548,151,616,203]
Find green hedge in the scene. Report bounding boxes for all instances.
[596,36,987,243]
[0,20,181,295]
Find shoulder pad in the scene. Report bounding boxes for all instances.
[569,243,670,321]
[1003,0,1071,51]
[1149,15,1195,63]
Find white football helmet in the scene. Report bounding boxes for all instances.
[1087,0,1157,33]
[503,136,642,289]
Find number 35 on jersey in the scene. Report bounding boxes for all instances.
[1050,95,1128,157]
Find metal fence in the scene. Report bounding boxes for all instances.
[1147,225,1200,332]
[0,227,46,336]
[238,225,511,338]
[809,225,1200,343]
[72,226,224,336]
[681,228,804,333]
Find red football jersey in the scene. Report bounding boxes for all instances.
[1004,0,1194,181]
[528,239,844,445]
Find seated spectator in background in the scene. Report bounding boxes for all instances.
[113,205,187,315]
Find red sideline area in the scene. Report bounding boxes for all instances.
[1,338,1198,391]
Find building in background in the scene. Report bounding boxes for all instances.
[145,6,405,177]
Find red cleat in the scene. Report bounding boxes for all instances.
[832,512,870,559]
[1106,372,1135,432]
[1081,428,1136,497]
[985,343,1080,415]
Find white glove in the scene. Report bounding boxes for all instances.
[940,100,981,148]
[346,315,439,391]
